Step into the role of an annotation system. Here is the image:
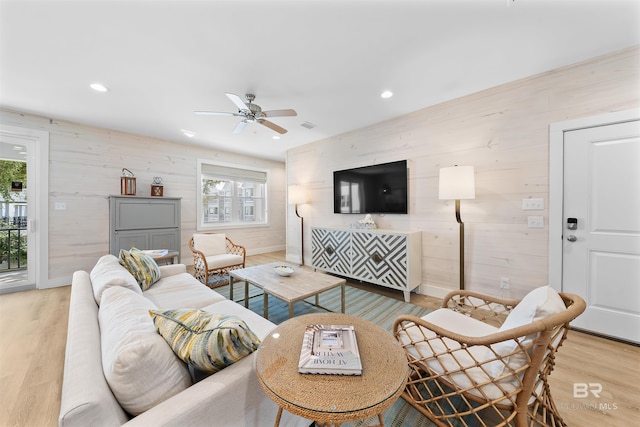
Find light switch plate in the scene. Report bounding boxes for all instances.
[522,198,544,210]
[528,216,544,228]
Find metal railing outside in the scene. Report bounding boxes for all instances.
[0,225,27,271]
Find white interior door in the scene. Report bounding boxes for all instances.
[562,120,640,343]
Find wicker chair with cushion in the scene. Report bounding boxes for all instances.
[393,286,586,427]
[189,233,246,288]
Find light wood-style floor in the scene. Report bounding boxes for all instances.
[1,251,638,427]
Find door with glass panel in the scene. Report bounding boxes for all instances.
[0,137,34,291]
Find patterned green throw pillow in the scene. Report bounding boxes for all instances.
[149,309,261,374]
[119,248,161,291]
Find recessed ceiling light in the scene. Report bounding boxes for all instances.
[381,90,393,99]
[90,83,109,92]
[181,130,195,138]
[272,135,280,140]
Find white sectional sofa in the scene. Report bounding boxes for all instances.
[58,254,311,427]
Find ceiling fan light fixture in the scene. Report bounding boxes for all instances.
[199,93,296,135]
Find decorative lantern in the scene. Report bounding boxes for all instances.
[151,177,164,197]
[120,168,136,196]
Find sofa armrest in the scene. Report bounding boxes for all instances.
[158,264,187,278]
[59,271,129,427]
[123,354,310,427]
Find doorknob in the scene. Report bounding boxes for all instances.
[567,235,577,242]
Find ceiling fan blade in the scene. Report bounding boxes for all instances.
[233,120,248,134]
[259,119,287,134]
[194,111,241,116]
[226,93,250,112]
[262,109,297,118]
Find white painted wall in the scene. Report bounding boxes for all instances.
[0,110,287,287]
[287,46,640,299]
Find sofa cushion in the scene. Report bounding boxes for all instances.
[119,248,161,291]
[143,272,226,309]
[90,254,141,305]
[98,286,192,416]
[150,309,261,374]
[193,233,226,256]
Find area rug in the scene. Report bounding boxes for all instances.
[218,281,431,329]
[216,281,437,427]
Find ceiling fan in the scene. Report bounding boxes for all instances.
[195,93,297,134]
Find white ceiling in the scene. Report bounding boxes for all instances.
[1,0,638,162]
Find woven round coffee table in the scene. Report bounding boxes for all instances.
[255,313,408,427]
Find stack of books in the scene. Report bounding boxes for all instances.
[298,324,362,376]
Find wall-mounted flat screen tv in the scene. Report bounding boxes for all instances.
[333,160,408,214]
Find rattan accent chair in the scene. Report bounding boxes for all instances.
[189,233,246,288]
[393,287,586,427]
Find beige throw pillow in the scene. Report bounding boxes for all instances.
[490,286,566,378]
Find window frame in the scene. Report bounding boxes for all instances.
[196,159,269,231]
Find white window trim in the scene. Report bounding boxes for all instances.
[196,159,269,231]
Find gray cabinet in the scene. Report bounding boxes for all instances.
[109,196,181,257]
[311,227,422,302]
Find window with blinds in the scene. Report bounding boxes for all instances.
[197,160,268,230]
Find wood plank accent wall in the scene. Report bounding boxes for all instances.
[287,46,640,298]
[0,110,287,282]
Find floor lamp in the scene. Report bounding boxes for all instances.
[288,185,309,266]
[439,165,475,290]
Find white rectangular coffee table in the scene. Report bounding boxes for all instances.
[229,262,346,319]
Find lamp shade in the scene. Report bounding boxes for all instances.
[439,166,475,200]
[288,185,309,205]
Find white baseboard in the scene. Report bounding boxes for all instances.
[40,276,72,289]
[419,283,453,299]
[285,253,302,265]
[246,245,285,256]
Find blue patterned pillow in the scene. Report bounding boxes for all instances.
[119,248,161,291]
[149,309,261,374]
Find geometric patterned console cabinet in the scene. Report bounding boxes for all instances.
[311,227,422,302]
